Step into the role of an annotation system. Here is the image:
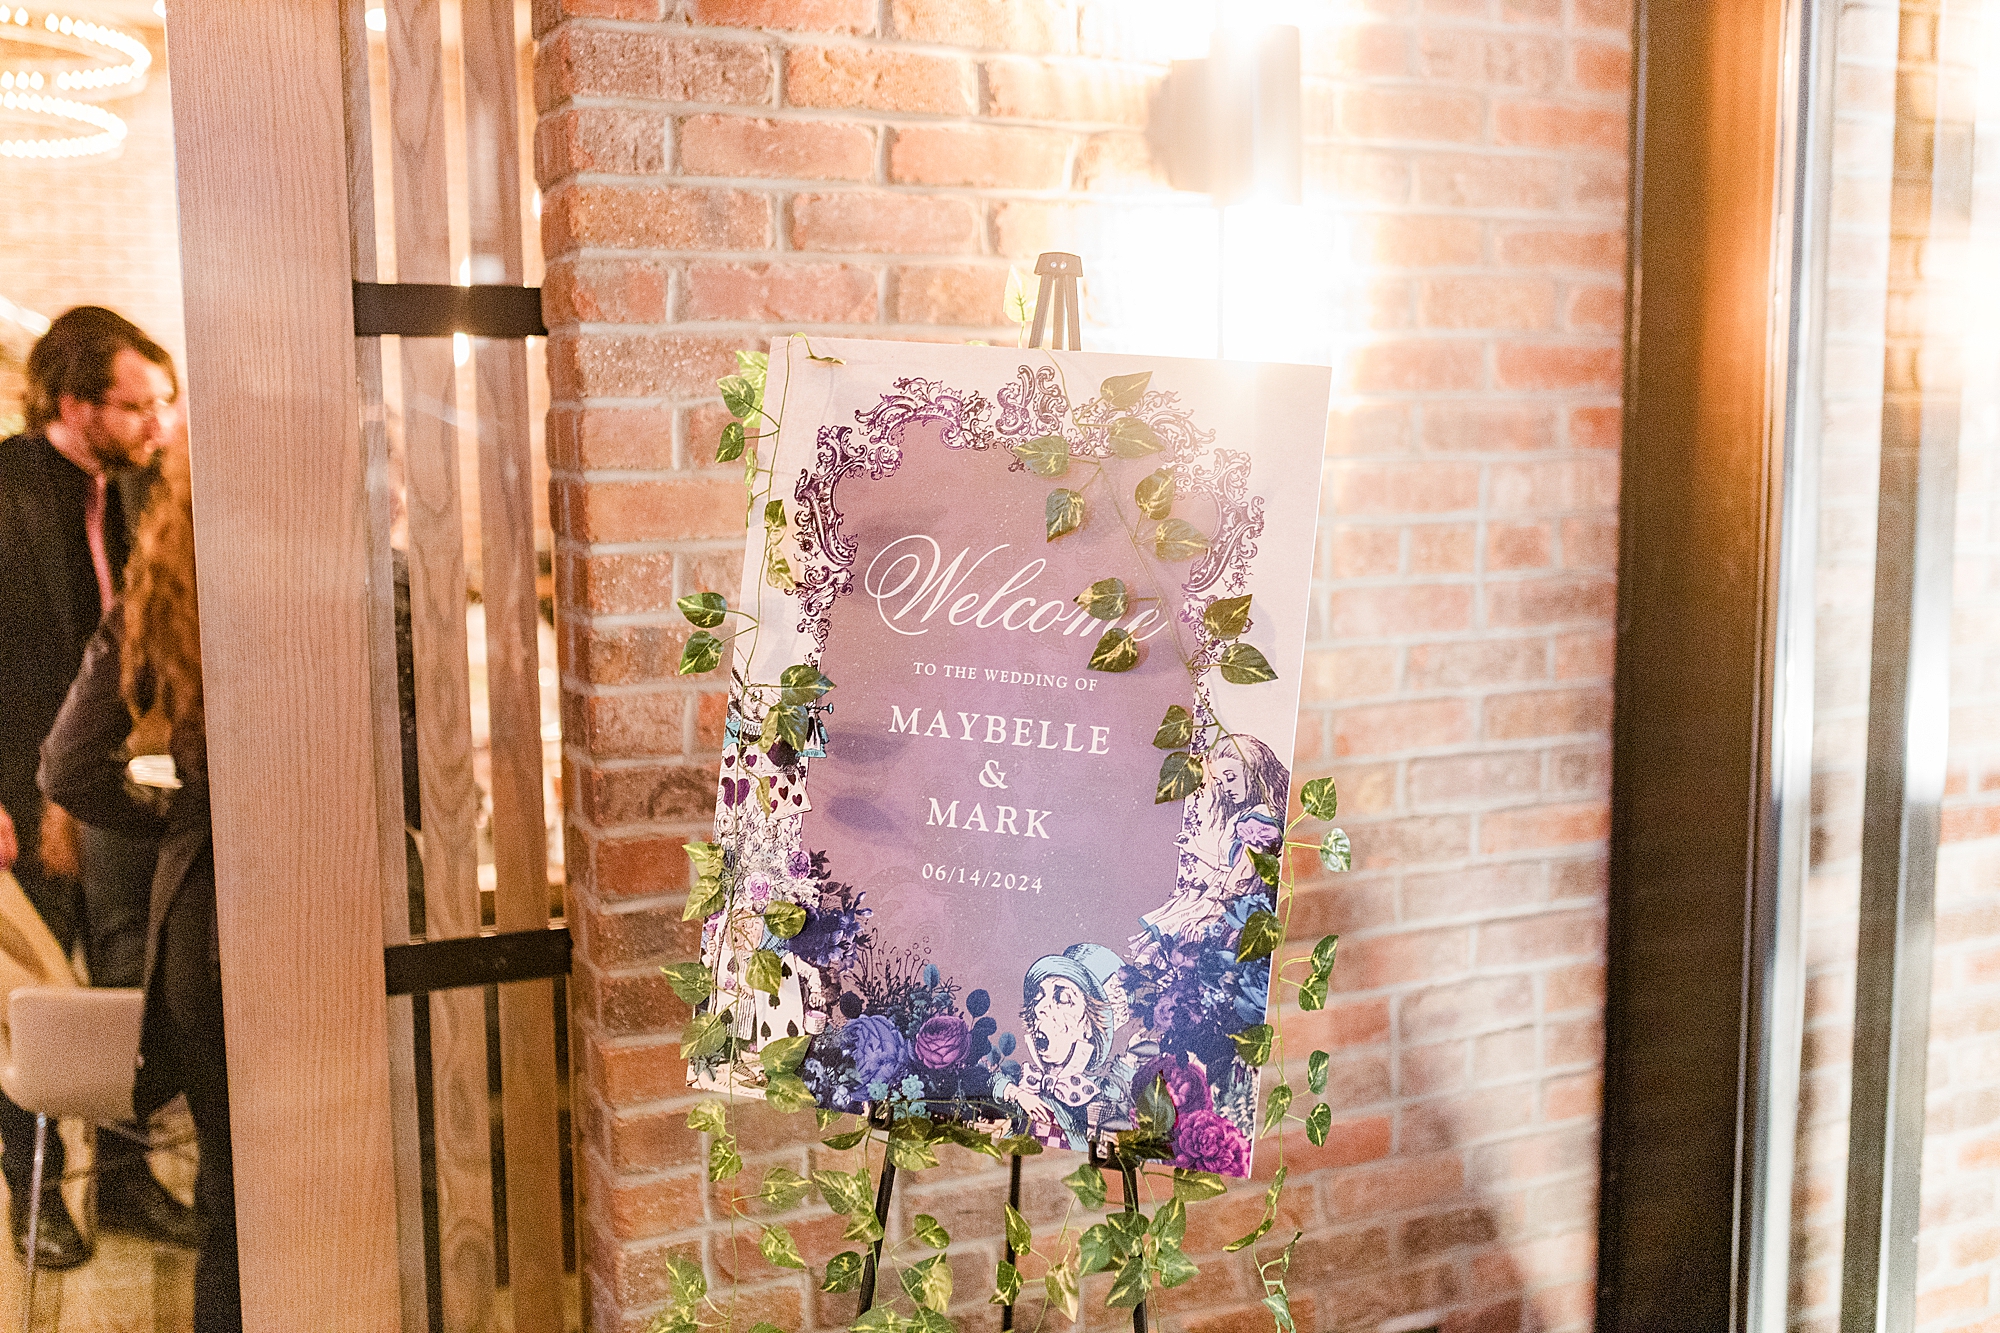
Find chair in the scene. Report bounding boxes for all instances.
[0,985,145,1331]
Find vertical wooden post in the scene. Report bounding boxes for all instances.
[164,2,402,1327]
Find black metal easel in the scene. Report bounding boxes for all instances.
[852,253,1145,1333]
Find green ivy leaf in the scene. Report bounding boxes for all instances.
[1107,416,1163,458]
[1107,1253,1151,1308]
[841,1208,885,1244]
[680,631,725,675]
[1171,1169,1227,1201]
[1236,909,1281,962]
[682,873,724,923]
[1077,1222,1119,1275]
[687,1101,728,1135]
[1063,1162,1107,1209]
[1075,577,1127,620]
[995,1135,1044,1158]
[1089,627,1140,673]
[1100,371,1152,409]
[757,1166,813,1210]
[1014,434,1070,478]
[1320,827,1352,872]
[677,592,727,629]
[1262,1083,1294,1137]
[734,347,768,388]
[720,374,760,421]
[1156,750,1203,804]
[680,1012,729,1063]
[1247,849,1280,888]
[813,1167,874,1216]
[660,962,713,1005]
[1263,1285,1296,1333]
[887,1136,939,1171]
[771,704,812,752]
[1003,266,1036,327]
[821,1251,865,1293]
[759,1034,810,1077]
[688,841,733,886]
[851,1308,902,1333]
[1223,1166,1286,1253]
[822,1127,869,1150]
[763,499,786,530]
[717,419,746,462]
[1136,1074,1178,1137]
[1135,468,1174,519]
[1107,1210,1147,1243]
[1114,1128,1174,1166]
[1231,1024,1274,1067]
[1152,704,1194,750]
[1313,934,1340,970]
[744,949,784,995]
[1307,1050,1330,1095]
[1004,1203,1032,1256]
[1044,1261,1080,1321]
[1155,1244,1200,1289]
[759,1222,806,1269]
[901,1254,952,1313]
[763,1073,814,1113]
[1298,967,1330,1012]
[1046,487,1085,540]
[990,1259,1023,1305]
[1306,1101,1332,1147]
[1149,1198,1187,1247]
[764,902,806,938]
[709,1134,743,1182]
[1202,594,1252,640]
[912,1310,951,1333]
[1300,776,1338,821]
[913,1214,951,1249]
[664,1252,707,1305]
[1216,642,1278,684]
[779,663,834,705]
[1154,518,1209,561]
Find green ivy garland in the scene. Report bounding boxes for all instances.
[650,343,1349,1333]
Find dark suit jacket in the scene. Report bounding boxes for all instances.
[0,431,131,879]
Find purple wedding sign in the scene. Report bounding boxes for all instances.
[694,338,1329,1176]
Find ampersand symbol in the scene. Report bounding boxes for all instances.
[978,760,1009,789]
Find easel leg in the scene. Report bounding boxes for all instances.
[1119,1161,1147,1333]
[1000,1153,1022,1331]
[855,1158,898,1313]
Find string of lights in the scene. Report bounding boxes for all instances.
[0,7,151,161]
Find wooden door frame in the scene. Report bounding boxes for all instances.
[165,3,404,1326]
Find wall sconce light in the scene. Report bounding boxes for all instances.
[1160,26,1302,205]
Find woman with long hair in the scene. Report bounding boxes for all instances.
[38,438,240,1331]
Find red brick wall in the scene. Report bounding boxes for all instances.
[0,27,185,410]
[535,2,1626,1329]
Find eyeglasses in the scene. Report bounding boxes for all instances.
[99,396,176,422]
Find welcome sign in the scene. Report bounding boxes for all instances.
[687,338,1329,1177]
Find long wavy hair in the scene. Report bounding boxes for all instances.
[121,442,204,776]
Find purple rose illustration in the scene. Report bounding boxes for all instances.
[912,1015,971,1069]
[1133,1054,1212,1116]
[1174,1108,1252,1177]
[843,1014,910,1089]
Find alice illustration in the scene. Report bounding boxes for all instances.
[1131,734,1290,961]
[992,943,1136,1149]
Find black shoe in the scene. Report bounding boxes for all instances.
[9,1184,91,1270]
[95,1171,205,1249]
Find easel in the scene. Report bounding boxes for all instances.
[850,253,1150,1333]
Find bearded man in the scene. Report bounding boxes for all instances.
[0,306,204,1266]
